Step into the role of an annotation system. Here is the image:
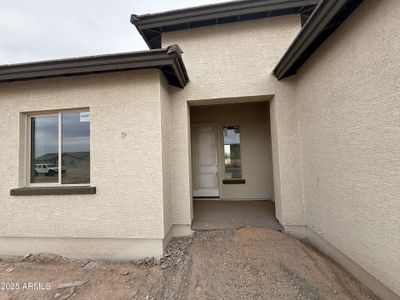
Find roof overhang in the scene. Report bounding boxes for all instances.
[273,0,363,80]
[131,0,319,49]
[0,45,189,88]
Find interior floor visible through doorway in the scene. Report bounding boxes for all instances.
[192,200,283,231]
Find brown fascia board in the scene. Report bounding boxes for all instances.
[131,0,320,49]
[273,0,363,80]
[0,45,189,88]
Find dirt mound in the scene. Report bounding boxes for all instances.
[23,252,69,264]
[0,228,378,300]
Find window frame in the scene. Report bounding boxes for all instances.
[222,125,243,180]
[26,109,90,187]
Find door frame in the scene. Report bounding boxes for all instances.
[191,123,222,199]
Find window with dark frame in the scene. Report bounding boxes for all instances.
[223,126,242,179]
[29,111,90,185]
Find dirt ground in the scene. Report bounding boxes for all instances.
[0,228,378,300]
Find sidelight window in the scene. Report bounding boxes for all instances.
[223,126,242,179]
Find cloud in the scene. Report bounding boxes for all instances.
[0,0,228,64]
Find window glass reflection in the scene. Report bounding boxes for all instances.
[61,112,90,184]
[223,126,242,179]
[30,115,59,183]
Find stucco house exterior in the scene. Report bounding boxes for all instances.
[0,0,399,298]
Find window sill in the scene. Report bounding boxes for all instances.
[10,186,96,196]
[223,179,246,184]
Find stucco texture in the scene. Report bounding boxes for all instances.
[1,4,397,296]
[0,70,167,240]
[160,76,173,235]
[163,15,301,101]
[296,0,400,295]
[270,79,305,226]
[164,15,305,226]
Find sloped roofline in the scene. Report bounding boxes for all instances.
[0,45,189,88]
[0,0,364,87]
[132,0,364,81]
[273,0,363,80]
[131,0,319,49]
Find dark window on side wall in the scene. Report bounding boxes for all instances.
[223,126,242,179]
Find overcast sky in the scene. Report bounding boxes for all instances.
[0,0,228,65]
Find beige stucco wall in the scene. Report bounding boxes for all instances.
[296,0,400,295]
[0,5,396,295]
[270,79,305,225]
[0,70,170,257]
[163,15,301,100]
[160,76,173,234]
[168,88,193,228]
[163,15,305,226]
[190,102,274,200]
[0,237,164,261]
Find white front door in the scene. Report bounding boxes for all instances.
[191,126,219,197]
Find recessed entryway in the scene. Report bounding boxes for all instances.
[190,100,280,230]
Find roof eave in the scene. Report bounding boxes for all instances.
[0,45,189,88]
[273,0,364,80]
[131,0,320,49]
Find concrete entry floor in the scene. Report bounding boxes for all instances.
[192,200,283,231]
